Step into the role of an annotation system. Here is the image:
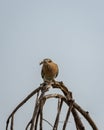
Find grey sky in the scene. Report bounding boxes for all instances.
[0,0,104,129]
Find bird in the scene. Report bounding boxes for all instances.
[40,58,59,82]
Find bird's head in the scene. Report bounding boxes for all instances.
[40,58,52,65]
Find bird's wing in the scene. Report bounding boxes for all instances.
[55,64,59,78]
[41,67,44,79]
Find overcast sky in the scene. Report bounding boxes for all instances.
[0,0,104,129]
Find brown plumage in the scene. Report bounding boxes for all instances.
[40,58,59,81]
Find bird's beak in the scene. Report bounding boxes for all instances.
[40,61,43,65]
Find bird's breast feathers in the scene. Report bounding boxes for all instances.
[42,63,58,80]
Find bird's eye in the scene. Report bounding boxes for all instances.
[48,60,52,63]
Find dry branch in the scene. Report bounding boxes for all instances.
[62,101,73,130]
[53,99,63,130]
[6,86,41,130]
[6,81,98,130]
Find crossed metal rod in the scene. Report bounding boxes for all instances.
[6,81,98,130]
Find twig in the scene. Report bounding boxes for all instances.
[42,118,53,128]
[53,99,63,130]
[30,99,40,130]
[40,104,43,130]
[25,92,40,130]
[72,108,85,130]
[10,114,14,130]
[62,100,74,130]
[25,120,32,130]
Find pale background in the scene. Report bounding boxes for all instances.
[0,0,104,129]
